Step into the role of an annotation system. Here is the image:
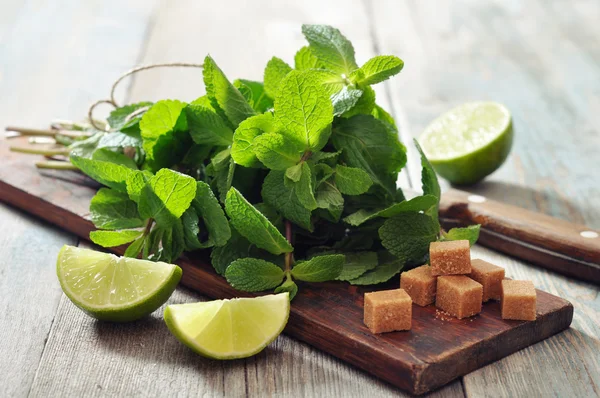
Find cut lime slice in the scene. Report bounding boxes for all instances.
[419,102,513,185]
[164,293,290,359]
[56,245,182,322]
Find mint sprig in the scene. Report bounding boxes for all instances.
[68,24,479,299]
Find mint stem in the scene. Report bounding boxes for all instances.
[284,220,293,273]
[35,160,78,170]
[11,146,70,156]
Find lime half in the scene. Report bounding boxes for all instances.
[57,245,182,322]
[164,293,290,359]
[419,102,513,185]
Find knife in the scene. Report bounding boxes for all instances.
[430,188,600,284]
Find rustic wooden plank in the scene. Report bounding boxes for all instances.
[0,1,157,396]
[367,0,600,396]
[0,204,76,398]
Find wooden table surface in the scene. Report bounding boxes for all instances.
[1,1,599,397]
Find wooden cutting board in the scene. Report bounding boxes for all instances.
[0,138,573,395]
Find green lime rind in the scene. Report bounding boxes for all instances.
[419,102,513,185]
[164,293,290,360]
[56,245,182,322]
[430,120,513,185]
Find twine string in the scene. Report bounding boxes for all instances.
[87,62,204,131]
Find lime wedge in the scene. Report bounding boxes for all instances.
[164,293,290,359]
[56,245,182,322]
[419,102,513,185]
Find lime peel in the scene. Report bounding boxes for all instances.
[56,245,182,322]
[419,101,513,185]
[164,293,290,360]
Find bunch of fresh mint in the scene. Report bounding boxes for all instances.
[69,25,480,299]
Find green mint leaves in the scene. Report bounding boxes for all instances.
[443,225,481,246]
[225,188,293,255]
[301,25,358,75]
[138,169,197,227]
[291,254,344,282]
[75,24,481,300]
[275,70,334,151]
[225,258,284,292]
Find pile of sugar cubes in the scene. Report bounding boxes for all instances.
[363,240,538,334]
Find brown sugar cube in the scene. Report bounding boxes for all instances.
[400,265,437,306]
[436,276,483,319]
[364,289,412,333]
[430,240,471,276]
[469,259,505,302]
[501,280,537,321]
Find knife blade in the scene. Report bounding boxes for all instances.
[418,188,600,284]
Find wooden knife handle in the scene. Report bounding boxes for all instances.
[439,189,600,284]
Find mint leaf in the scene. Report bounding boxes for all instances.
[285,163,302,182]
[181,207,202,251]
[90,229,143,248]
[275,70,334,151]
[334,165,372,195]
[342,85,375,117]
[159,220,185,263]
[371,104,397,129]
[348,253,403,285]
[203,55,256,128]
[210,227,249,275]
[343,194,438,226]
[126,170,153,203]
[285,162,317,210]
[233,79,273,113]
[138,169,197,227]
[274,279,298,300]
[139,99,190,171]
[294,46,321,70]
[332,115,406,196]
[414,139,441,201]
[291,254,344,282]
[301,25,358,75]
[225,258,284,292]
[186,103,234,146]
[68,133,103,159]
[92,148,138,170]
[231,113,274,167]
[443,225,481,246]
[313,163,335,186]
[379,212,438,263]
[225,188,293,255]
[315,179,344,222]
[70,154,133,192]
[264,57,293,98]
[352,55,404,85]
[107,102,152,132]
[331,87,363,116]
[192,181,231,247]
[262,170,313,231]
[336,251,378,281]
[123,235,145,258]
[208,148,236,202]
[98,131,142,149]
[253,132,304,170]
[90,188,144,230]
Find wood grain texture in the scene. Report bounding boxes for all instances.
[0,0,157,396]
[0,140,574,395]
[366,0,600,396]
